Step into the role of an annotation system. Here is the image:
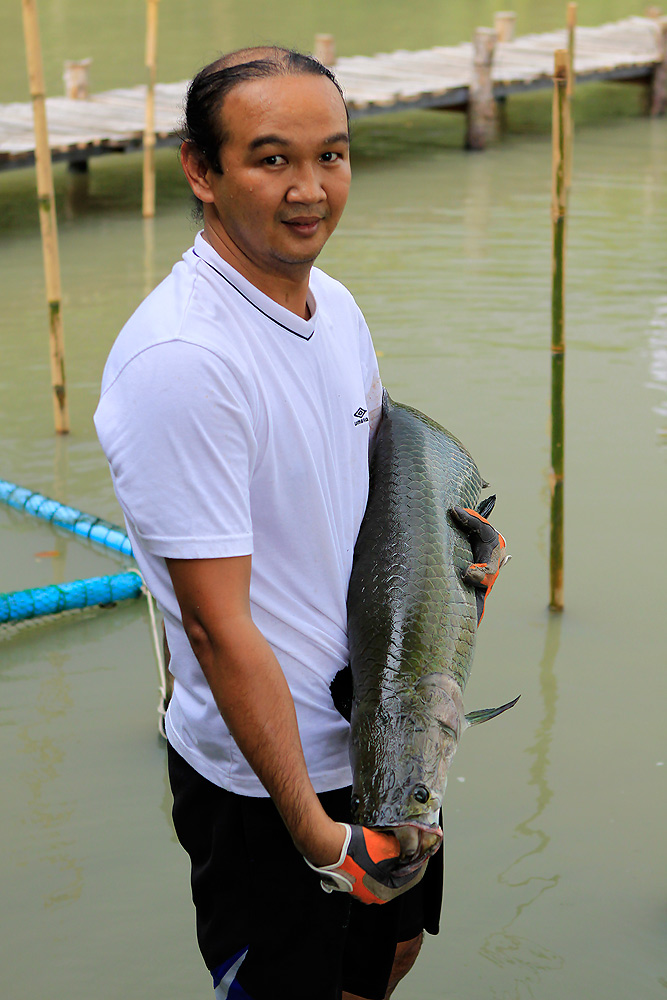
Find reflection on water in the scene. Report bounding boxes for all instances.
[53,433,70,506]
[480,616,563,998]
[143,217,157,298]
[462,153,493,262]
[646,296,667,444]
[64,170,91,220]
[16,647,85,910]
[0,31,665,994]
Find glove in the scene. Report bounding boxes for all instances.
[305,823,427,905]
[450,501,510,624]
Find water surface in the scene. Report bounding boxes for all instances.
[1,5,666,999]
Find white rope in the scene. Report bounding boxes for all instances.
[142,583,169,737]
[0,603,100,640]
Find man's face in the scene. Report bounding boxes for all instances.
[206,73,351,280]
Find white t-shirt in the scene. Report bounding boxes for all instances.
[94,233,382,796]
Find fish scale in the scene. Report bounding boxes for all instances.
[347,391,483,833]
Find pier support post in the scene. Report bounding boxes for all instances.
[63,58,91,100]
[63,59,91,174]
[649,16,667,115]
[314,34,336,67]
[465,27,498,150]
[494,11,516,43]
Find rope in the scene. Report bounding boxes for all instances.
[143,584,170,737]
[0,602,105,640]
[0,479,133,557]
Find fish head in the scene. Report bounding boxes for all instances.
[349,672,464,867]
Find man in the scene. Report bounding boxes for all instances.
[95,47,504,1000]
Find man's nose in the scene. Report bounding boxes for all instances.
[285,164,326,203]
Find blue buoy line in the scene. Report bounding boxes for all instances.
[0,570,143,624]
[0,479,133,557]
[1,478,168,733]
[0,477,139,624]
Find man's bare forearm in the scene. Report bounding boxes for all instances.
[184,610,345,866]
[165,554,345,866]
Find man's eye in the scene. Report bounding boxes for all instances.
[263,155,285,166]
[321,151,342,163]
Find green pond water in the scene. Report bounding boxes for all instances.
[1,2,666,998]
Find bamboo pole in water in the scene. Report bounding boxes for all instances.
[566,3,576,189]
[21,0,69,434]
[142,0,159,218]
[549,49,569,612]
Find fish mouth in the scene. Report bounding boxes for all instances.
[380,823,443,873]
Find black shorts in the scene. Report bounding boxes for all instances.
[167,743,443,1000]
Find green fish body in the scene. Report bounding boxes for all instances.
[347,390,483,863]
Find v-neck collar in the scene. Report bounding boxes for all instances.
[192,233,317,342]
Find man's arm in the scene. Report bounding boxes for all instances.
[166,554,346,867]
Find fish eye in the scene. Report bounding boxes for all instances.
[413,784,430,804]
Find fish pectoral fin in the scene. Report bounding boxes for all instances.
[476,494,496,518]
[465,695,520,727]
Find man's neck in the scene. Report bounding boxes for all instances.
[202,223,312,320]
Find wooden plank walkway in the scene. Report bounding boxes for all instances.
[0,16,663,170]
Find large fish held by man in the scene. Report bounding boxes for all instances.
[341,390,517,876]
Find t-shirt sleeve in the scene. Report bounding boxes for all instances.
[95,340,257,559]
[357,309,383,445]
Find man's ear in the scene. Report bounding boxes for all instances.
[180,142,218,205]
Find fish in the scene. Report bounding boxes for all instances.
[341,390,517,871]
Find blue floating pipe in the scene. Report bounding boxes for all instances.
[0,570,144,624]
[0,479,133,557]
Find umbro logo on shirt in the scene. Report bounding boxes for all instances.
[354,407,369,426]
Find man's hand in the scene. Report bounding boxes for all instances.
[450,503,510,624]
[306,824,427,905]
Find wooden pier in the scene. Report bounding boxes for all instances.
[1,14,666,171]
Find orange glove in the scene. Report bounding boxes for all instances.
[451,502,510,624]
[305,824,426,905]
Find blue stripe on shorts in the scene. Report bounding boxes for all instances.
[212,946,252,999]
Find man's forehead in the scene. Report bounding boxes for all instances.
[223,74,349,141]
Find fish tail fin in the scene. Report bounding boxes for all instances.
[465,695,520,727]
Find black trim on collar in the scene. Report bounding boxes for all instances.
[193,250,314,341]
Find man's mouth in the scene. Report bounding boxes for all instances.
[281,216,325,237]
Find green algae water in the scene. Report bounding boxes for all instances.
[1,3,666,998]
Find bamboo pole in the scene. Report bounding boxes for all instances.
[566,3,576,189]
[142,0,159,218]
[21,0,69,434]
[549,50,569,612]
[649,16,667,115]
[566,3,577,86]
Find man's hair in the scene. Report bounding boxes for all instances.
[181,46,349,218]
